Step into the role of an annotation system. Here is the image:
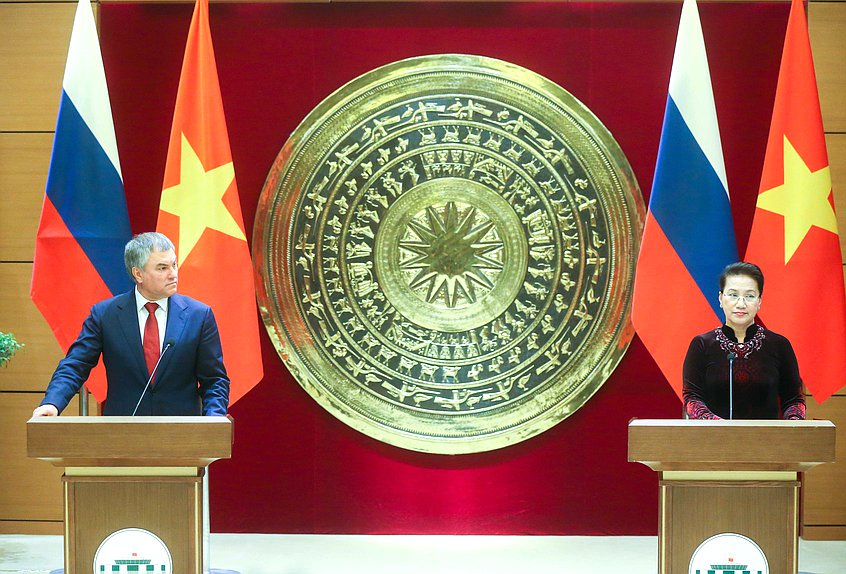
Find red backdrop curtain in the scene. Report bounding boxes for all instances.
[100,1,788,534]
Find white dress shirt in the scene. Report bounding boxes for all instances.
[134,287,169,354]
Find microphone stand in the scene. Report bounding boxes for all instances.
[727,352,736,420]
[131,341,173,416]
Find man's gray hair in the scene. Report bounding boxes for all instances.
[124,232,175,280]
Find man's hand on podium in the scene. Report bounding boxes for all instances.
[32,404,58,417]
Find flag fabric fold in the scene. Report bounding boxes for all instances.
[745,0,846,402]
[157,0,263,405]
[31,0,132,403]
[632,0,739,398]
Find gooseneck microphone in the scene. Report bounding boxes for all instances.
[727,352,737,420]
[131,339,175,416]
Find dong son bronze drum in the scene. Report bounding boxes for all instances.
[254,55,644,454]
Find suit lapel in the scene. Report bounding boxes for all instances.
[158,294,188,384]
[115,290,148,378]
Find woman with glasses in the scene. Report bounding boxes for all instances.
[682,262,806,420]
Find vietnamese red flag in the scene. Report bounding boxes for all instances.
[157,0,263,405]
[745,0,846,402]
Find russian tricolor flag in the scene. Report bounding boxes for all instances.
[632,0,738,397]
[31,0,132,402]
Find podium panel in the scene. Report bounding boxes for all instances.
[629,419,835,574]
[65,473,202,573]
[27,416,231,574]
[661,479,798,573]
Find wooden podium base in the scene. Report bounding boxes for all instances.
[27,417,233,574]
[658,471,799,574]
[63,468,203,574]
[628,420,836,574]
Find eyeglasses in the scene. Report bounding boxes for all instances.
[721,292,759,304]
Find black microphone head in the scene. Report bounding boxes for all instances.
[165,339,176,348]
[727,352,737,361]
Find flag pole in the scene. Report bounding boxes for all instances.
[79,385,89,416]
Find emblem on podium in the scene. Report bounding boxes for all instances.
[93,528,172,574]
[689,533,768,574]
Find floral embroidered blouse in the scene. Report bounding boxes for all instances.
[682,324,805,420]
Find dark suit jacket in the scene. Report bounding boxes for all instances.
[41,290,229,416]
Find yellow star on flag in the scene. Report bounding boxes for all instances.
[756,135,835,264]
[160,133,246,264]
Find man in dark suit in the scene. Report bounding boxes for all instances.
[32,232,229,416]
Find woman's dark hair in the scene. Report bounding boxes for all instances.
[719,261,764,295]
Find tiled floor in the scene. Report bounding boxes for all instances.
[0,534,844,574]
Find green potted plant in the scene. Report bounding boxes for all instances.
[0,331,23,367]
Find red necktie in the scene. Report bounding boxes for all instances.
[143,302,160,383]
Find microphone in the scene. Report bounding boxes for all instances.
[131,339,175,416]
[727,352,737,420]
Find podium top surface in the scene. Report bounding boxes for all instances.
[27,416,232,468]
[628,418,835,429]
[627,418,836,472]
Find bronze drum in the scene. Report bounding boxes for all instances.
[253,55,644,454]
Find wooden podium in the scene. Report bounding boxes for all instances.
[628,419,835,574]
[27,416,232,574]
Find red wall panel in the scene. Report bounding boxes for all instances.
[99,2,789,534]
